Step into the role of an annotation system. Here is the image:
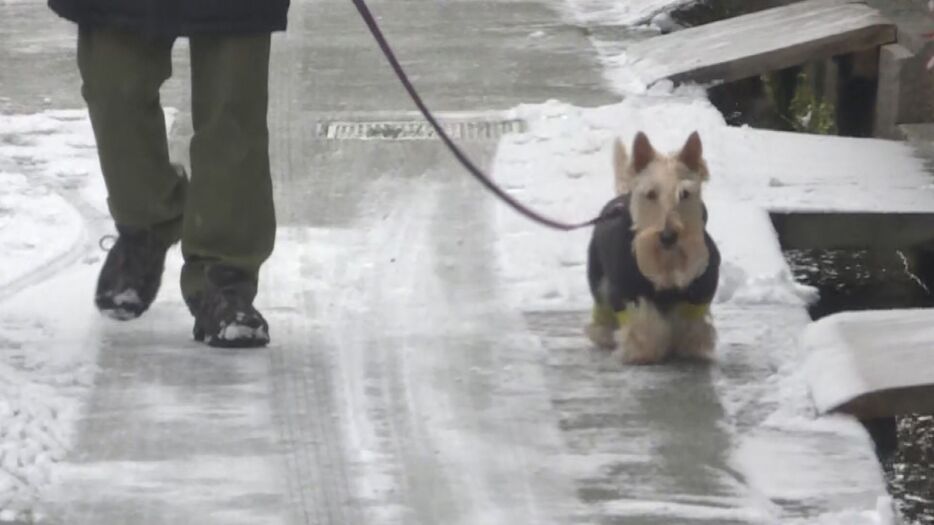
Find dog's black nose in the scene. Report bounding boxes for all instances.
[659,230,678,248]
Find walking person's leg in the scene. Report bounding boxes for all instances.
[183,33,276,347]
[78,28,187,319]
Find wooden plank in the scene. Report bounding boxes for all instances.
[804,309,934,418]
[625,0,897,86]
[865,0,934,54]
[712,125,934,216]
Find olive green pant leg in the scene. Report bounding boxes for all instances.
[77,28,186,244]
[180,33,276,307]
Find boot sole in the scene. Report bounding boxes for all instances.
[203,336,270,349]
[193,326,270,349]
[96,301,146,321]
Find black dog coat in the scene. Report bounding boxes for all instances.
[587,193,720,326]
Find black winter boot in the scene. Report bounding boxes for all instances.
[95,226,173,320]
[192,265,269,348]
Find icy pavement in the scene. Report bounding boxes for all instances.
[0,0,917,523]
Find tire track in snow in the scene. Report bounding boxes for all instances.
[266,228,362,525]
[289,174,582,524]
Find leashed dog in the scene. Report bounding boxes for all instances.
[585,131,720,364]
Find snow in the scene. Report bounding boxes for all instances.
[110,289,141,308]
[0,265,98,522]
[558,0,709,96]
[558,0,696,28]
[52,454,285,525]
[0,112,92,293]
[785,496,896,525]
[804,308,934,416]
[802,313,870,414]
[218,322,268,342]
[716,128,934,214]
[0,109,173,521]
[0,111,98,521]
[650,12,683,33]
[593,499,774,522]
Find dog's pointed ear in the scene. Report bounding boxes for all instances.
[632,132,656,173]
[678,131,704,172]
[613,138,630,195]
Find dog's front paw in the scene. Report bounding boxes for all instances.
[585,323,616,350]
[617,326,667,365]
[673,319,717,361]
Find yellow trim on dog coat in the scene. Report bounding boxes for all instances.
[592,302,617,328]
[591,302,635,327]
[593,301,709,327]
[676,302,710,320]
[615,309,630,327]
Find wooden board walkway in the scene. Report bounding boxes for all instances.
[804,309,934,417]
[704,125,934,250]
[625,0,896,86]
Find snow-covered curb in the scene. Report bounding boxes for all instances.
[0,112,99,292]
[0,346,93,522]
[0,110,100,521]
[0,108,185,520]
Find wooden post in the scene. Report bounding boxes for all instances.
[875,43,918,138]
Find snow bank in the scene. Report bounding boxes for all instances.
[557,0,707,96]
[558,0,697,28]
[0,171,82,292]
[0,109,175,521]
[0,351,93,521]
[784,497,896,525]
[0,112,96,291]
[0,110,100,521]
[805,308,934,417]
[0,264,99,521]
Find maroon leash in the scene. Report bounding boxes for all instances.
[350,0,618,231]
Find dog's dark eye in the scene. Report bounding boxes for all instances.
[645,190,658,201]
[680,189,691,200]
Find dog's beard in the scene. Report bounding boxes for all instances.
[633,229,709,290]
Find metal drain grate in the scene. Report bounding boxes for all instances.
[319,119,526,141]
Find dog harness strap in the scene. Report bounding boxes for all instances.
[676,302,710,320]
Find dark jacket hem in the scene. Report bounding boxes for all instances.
[49,1,288,36]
